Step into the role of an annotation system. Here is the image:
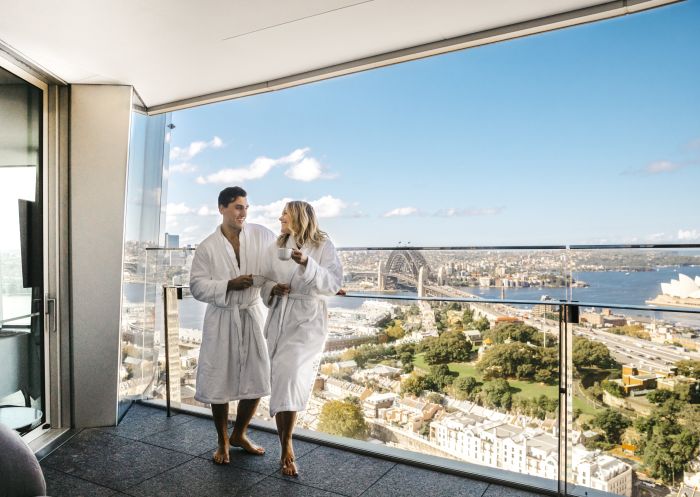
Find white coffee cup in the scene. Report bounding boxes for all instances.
[278,247,292,260]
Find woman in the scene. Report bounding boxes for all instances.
[260,201,343,476]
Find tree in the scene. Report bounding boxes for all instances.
[385,321,406,341]
[601,380,625,398]
[481,379,513,410]
[591,409,630,444]
[423,330,472,365]
[676,360,700,379]
[318,399,369,440]
[399,351,415,373]
[462,307,474,325]
[478,342,535,380]
[486,322,546,346]
[427,364,455,391]
[426,392,443,405]
[473,316,490,332]
[573,337,618,371]
[647,389,676,405]
[401,374,428,397]
[636,398,700,484]
[453,376,480,401]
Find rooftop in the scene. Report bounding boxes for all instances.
[39,403,550,497]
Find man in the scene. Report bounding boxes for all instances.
[190,186,276,464]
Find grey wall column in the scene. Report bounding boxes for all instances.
[70,85,132,428]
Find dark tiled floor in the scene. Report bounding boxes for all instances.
[39,404,550,497]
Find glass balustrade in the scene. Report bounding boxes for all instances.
[119,244,700,497]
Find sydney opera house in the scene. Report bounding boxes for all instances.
[648,274,700,307]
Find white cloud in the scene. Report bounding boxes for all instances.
[196,147,334,184]
[170,136,223,162]
[166,202,193,215]
[678,229,700,241]
[169,162,198,174]
[645,160,683,174]
[285,157,323,182]
[247,195,347,231]
[196,156,278,184]
[383,207,418,217]
[645,232,667,242]
[434,207,503,217]
[311,195,347,218]
[197,205,219,216]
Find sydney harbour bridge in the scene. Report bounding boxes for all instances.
[353,249,474,299]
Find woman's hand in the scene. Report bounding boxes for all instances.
[291,249,308,266]
[271,283,290,296]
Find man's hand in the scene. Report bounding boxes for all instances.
[228,274,253,291]
[271,283,290,296]
[291,249,308,266]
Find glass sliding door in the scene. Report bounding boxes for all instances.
[0,65,45,434]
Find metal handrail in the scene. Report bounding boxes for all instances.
[144,243,700,251]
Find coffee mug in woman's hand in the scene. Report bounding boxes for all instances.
[291,249,308,266]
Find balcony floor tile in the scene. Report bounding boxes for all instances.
[141,416,220,456]
[41,429,193,491]
[272,445,396,497]
[360,463,490,497]
[98,404,195,441]
[121,457,265,497]
[482,484,550,497]
[42,466,118,497]
[236,476,346,497]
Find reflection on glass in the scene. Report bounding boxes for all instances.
[0,65,44,430]
[118,110,171,413]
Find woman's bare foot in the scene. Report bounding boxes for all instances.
[230,431,265,455]
[280,456,298,477]
[212,441,230,464]
[280,444,298,476]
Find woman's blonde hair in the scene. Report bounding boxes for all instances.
[277,200,328,248]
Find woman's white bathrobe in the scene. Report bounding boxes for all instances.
[260,236,343,416]
[190,223,276,404]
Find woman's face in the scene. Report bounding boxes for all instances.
[279,209,292,235]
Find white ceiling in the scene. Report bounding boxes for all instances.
[0,0,679,111]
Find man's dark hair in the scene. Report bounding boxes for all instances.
[218,186,247,207]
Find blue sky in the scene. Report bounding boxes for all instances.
[164,0,700,247]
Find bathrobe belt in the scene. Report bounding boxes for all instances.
[230,297,265,378]
[270,293,320,357]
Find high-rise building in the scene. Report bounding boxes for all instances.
[164,233,179,248]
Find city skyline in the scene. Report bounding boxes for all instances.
[163,0,700,248]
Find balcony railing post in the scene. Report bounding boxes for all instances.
[557,304,566,497]
[162,285,183,417]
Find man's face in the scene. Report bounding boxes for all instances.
[219,196,248,230]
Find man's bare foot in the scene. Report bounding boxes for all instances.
[230,432,265,455]
[213,442,230,464]
[280,455,298,477]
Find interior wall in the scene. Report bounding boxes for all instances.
[70,84,132,428]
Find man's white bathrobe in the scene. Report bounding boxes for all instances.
[260,236,343,416]
[190,223,275,404]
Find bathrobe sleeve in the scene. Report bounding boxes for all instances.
[189,242,230,308]
[297,239,343,296]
